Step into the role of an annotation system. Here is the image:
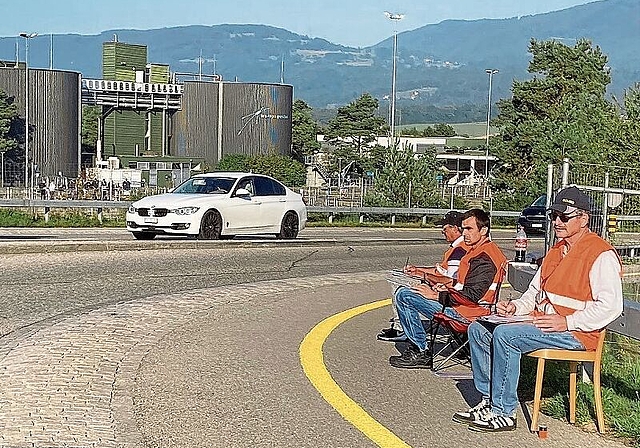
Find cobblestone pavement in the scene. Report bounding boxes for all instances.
[0,272,385,448]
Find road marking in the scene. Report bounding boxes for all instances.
[300,299,411,448]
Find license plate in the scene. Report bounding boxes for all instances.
[144,218,158,224]
[532,223,543,228]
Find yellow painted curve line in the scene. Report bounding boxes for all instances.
[300,298,411,448]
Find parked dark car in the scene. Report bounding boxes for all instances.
[518,194,547,235]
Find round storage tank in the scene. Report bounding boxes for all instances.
[0,67,80,184]
[172,81,292,165]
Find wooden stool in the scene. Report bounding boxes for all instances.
[526,330,607,433]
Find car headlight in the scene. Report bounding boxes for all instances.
[128,205,137,213]
[172,206,200,215]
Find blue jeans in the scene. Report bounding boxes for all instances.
[468,321,584,417]
[395,286,467,351]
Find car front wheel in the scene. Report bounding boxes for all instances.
[198,210,222,240]
[277,211,299,239]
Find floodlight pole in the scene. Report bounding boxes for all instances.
[485,68,499,179]
[20,32,37,199]
[385,12,404,142]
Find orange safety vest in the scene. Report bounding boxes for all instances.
[440,238,469,270]
[454,239,508,320]
[539,232,622,351]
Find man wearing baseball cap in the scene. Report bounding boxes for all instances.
[377,210,468,343]
[454,186,623,432]
[388,209,507,369]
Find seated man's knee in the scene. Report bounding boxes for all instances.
[395,287,412,304]
[468,321,489,342]
[491,324,512,341]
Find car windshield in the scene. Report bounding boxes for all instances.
[172,177,236,194]
[531,195,547,207]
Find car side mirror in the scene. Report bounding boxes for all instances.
[235,188,251,197]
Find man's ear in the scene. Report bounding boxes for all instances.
[580,214,590,229]
[480,226,488,235]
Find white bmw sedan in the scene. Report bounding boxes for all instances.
[125,172,307,240]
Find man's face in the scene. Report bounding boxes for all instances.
[441,224,461,243]
[550,210,588,240]
[462,216,486,246]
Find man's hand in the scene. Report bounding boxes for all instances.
[403,264,416,275]
[533,314,568,332]
[411,283,438,299]
[495,300,516,316]
[432,283,448,292]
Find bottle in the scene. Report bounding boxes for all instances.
[514,226,528,262]
[538,425,548,439]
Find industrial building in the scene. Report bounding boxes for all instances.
[0,38,293,189]
[0,64,81,186]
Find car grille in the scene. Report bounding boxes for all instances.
[137,208,169,217]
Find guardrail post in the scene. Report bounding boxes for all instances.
[359,214,364,224]
[328,213,334,224]
[391,215,396,225]
[44,206,50,223]
[97,207,103,224]
[422,215,427,226]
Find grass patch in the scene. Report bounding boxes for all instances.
[0,209,125,228]
[517,335,640,445]
[397,122,496,138]
[307,212,439,228]
[446,137,486,148]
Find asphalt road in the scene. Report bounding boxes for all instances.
[0,227,543,338]
[3,228,618,448]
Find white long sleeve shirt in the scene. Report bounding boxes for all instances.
[513,250,623,332]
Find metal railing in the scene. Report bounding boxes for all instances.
[0,199,522,225]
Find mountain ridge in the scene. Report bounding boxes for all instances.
[0,0,637,117]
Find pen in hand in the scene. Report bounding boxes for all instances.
[496,295,516,316]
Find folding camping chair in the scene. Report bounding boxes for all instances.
[429,261,508,372]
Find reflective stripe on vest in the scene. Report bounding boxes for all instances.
[454,239,508,320]
[540,232,621,350]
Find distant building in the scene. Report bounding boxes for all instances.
[0,64,81,186]
[0,38,293,188]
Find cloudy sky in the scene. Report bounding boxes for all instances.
[4,0,598,47]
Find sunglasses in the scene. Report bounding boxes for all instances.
[548,211,583,223]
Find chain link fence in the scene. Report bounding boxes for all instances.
[550,159,640,300]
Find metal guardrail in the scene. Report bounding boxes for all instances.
[0,200,520,217]
[508,263,640,341]
[0,199,130,209]
[308,206,520,218]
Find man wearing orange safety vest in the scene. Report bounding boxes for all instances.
[454,186,623,433]
[378,210,469,342]
[389,208,507,369]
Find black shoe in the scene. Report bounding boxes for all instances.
[389,348,432,369]
[467,412,517,432]
[377,327,408,342]
[452,399,490,424]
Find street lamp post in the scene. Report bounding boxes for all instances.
[484,68,499,179]
[385,12,404,142]
[0,150,5,190]
[19,32,37,199]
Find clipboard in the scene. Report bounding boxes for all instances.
[386,269,427,288]
[477,315,534,324]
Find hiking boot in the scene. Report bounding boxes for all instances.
[389,347,432,369]
[377,327,408,342]
[452,399,491,424]
[467,411,517,432]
